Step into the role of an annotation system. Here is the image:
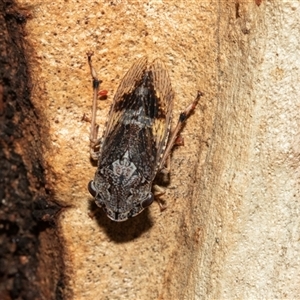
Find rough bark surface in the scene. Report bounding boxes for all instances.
[0,1,64,299]
[10,0,300,299]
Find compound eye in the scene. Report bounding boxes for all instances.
[141,193,154,208]
[88,180,97,197]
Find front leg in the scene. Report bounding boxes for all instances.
[87,51,102,161]
[159,91,204,171]
[154,91,204,211]
[153,184,168,212]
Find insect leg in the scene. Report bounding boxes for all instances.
[153,184,167,211]
[160,138,182,176]
[159,91,204,171]
[87,51,102,160]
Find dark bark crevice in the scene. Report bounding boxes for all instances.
[0,1,64,299]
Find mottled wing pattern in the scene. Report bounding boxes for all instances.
[100,57,174,174]
[102,57,148,141]
[149,59,174,170]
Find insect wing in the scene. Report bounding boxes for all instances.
[149,59,174,170]
[100,57,174,174]
[102,57,148,142]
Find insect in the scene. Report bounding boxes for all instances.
[86,51,203,222]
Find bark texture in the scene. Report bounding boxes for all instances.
[0,1,64,299]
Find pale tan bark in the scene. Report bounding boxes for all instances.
[19,0,300,298]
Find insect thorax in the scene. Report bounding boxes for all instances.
[93,147,154,221]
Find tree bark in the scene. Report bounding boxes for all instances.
[8,0,300,298]
[0,1,64,299]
